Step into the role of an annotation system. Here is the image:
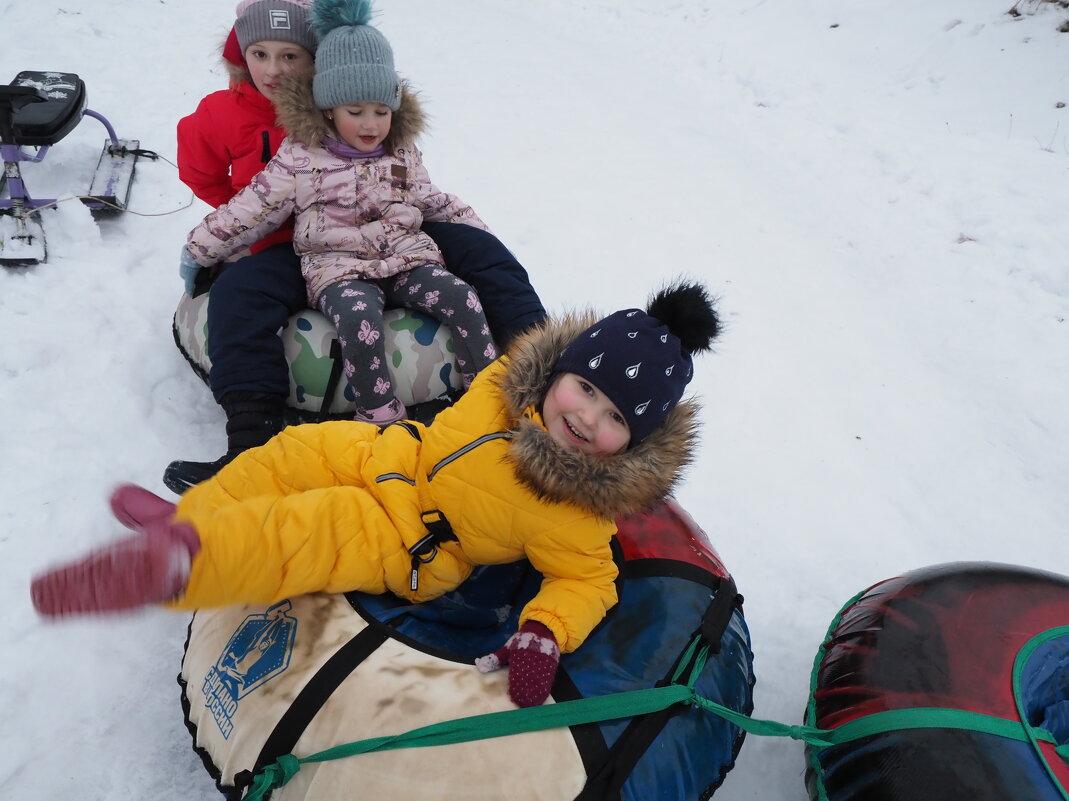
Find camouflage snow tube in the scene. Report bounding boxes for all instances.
[172,290,463,419]
[805,562,1069,801]
[178,499,755,801]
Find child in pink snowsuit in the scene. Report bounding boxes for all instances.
[182,1,498,426]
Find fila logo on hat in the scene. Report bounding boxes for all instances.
[269,9,291,29]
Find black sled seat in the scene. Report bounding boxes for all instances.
[0,69,140,266]
[0,71,86,146]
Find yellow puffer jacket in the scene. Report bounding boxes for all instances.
[172,312,699,653]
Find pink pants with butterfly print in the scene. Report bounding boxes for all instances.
[317,264,498,413]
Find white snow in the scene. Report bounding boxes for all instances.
[2,1,1067,798]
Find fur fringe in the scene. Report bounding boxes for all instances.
[273,71,425,150]
[497,313,701,519]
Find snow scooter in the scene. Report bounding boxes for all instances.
[0,70,143,266]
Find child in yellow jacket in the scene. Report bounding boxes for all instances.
[31,280,720,707]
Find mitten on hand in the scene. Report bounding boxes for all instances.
[109,484,177,529]
[475,620,560,708]
[179,248,202,296]
[30,485,201,619]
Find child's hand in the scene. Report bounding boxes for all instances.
[179,248,203,296]
[474,620,560,707]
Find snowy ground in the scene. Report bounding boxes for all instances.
[2,1,1068,798]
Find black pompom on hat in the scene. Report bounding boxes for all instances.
[551,281,720,446]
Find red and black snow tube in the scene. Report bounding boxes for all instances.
[804,562,1069,801]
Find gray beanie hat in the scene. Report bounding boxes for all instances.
[234,0,317,55]
[312,21,401,110]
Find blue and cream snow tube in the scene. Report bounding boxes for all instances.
[172,291,463,419]
[805,562,1069,801]
[179,499,755,800]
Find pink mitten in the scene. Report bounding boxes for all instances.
[30,518,200,618]
[475,620,561,707]
[109,484,177,529]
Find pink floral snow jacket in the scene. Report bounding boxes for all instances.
[185,78,488,306]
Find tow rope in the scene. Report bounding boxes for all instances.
[240,627,1069,801]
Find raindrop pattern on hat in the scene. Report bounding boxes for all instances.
[552,308,694,446]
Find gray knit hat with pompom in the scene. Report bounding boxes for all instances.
[311,0,401,110]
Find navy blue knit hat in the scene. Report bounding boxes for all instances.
[551,282,720,446]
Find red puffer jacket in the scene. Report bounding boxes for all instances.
[176,79,293,255]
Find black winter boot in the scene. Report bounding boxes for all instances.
[162,391,286,494]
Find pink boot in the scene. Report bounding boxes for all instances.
[354,398,408,427]
[109,484,176,529]
[30,519,200,618]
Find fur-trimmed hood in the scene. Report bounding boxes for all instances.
[269,69,425,150]
[496,313,701,520]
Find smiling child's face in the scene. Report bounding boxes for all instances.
[541,372,631,456]
[330,102,393,152]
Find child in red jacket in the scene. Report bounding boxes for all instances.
[177,0,315,253]
[166,0,546,493]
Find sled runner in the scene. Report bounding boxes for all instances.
[0,70,142,265]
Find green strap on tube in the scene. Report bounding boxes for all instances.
[1012,626,1069,801]
[242,630,1069,801]
[241,683,696,801]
